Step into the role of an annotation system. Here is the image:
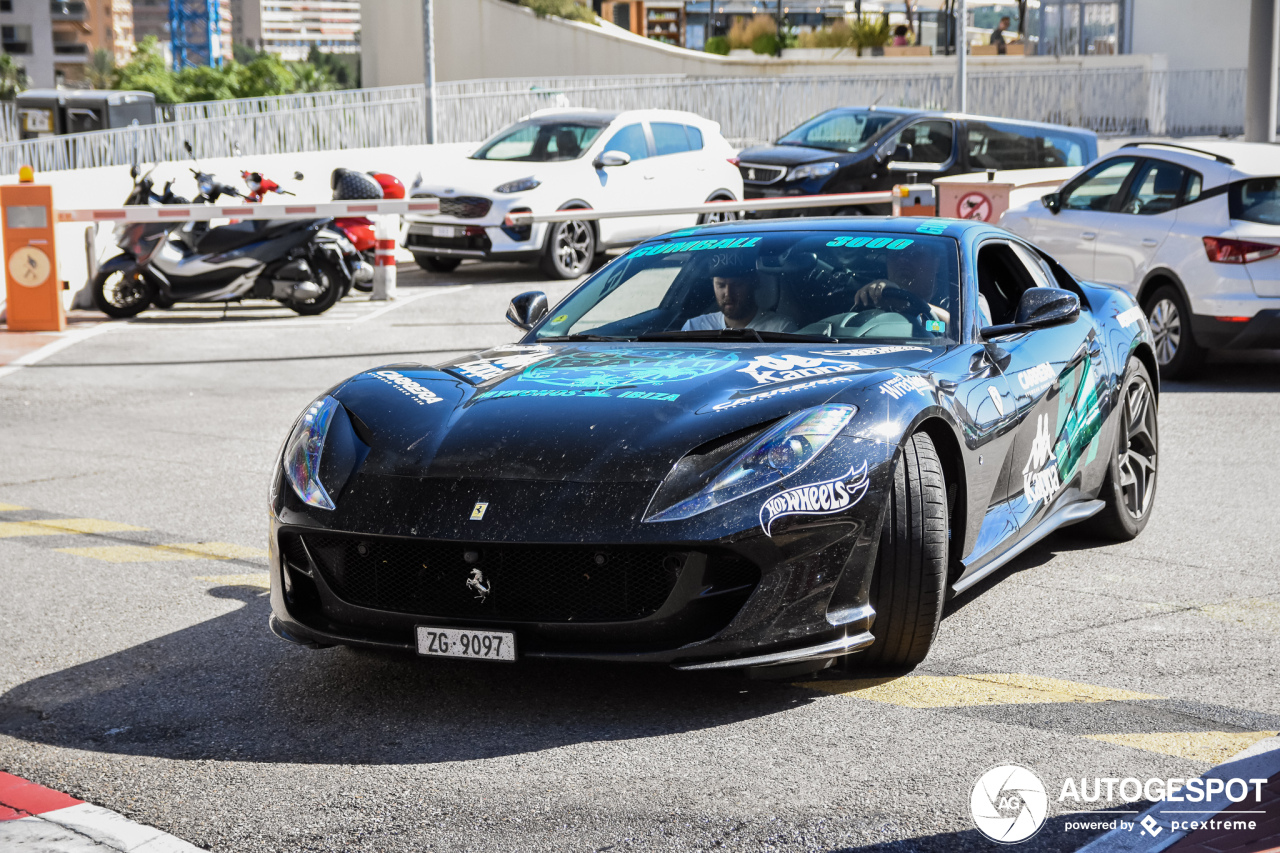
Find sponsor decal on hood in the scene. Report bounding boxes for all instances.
[759,461,869,537]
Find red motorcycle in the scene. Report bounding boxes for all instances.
[240,170,296,203]
[331,169,405,292]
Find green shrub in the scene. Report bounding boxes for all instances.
[849,15,891,54]
[704,35,730,55]
[728,14,775,50]
[519,0,597,25]
[750,32,780,55]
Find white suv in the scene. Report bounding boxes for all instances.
[1000,141,1280,377]
[403,108,743,279]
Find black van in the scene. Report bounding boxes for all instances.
[736,107,1097,214]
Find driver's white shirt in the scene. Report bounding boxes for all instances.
[682,311,798,332]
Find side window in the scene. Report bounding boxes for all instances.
[966,121,1038,170]
[603,124,649,161]
[1061,158,1139,212]
[684,125,703,151]
[890,120,955,164]
[1039,132,1086,167]
[1010,243,1055,289]
[1121,159,1197,216]
[975,243,1039,326]
[652,122,691,156]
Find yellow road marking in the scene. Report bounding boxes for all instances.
[1085,731,1279,764]
[195,573,271,589]
[0,503,27,511]
[806,673,1163,707]
[56,545,203,562]
[1198,598,1280,633]
[0,518,147,538]
[163,542,268,561]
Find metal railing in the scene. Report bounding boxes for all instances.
[0,102,17,144]
[0,68,1269,174]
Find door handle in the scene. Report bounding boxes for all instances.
[1081,231,1097,240]
[1141,238,1159,247]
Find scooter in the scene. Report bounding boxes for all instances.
[331,168,405,292]
[91,156,356,319]
[241,167,373,289]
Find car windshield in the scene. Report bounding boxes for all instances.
[471,120,606,162]
[535,230,962,344]
[777,110,900,153]
[1230,177,1280,225]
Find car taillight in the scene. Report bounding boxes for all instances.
[728,157,740,166]
[1202,236,1280,264]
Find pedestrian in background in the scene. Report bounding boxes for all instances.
[990,16,1010,55]
[892,24,910,47]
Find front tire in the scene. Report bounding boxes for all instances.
[1144,284,1203,379]
[92,266,151,318]
[539,218,594,279]
[1075,359,1158,541]
[858,432,949,670]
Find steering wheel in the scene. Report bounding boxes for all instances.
[860,279,935,320]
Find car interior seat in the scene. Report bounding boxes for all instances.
[553,130,581,160]
[1133,166,1183,215]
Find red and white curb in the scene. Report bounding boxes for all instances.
[0,772,202,852]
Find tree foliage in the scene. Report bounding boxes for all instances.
[0,53,29,101]
[517,0,597,25]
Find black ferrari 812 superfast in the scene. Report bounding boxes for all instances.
[268,217,1159,674]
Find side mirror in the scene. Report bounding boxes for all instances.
[592,150,632,169]
[1041,192,1061,214]
[981,288,1080,339]
[293,171,305,181]
[506,290,549,331]
[892,143,914,162]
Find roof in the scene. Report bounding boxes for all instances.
[16,89,155,105]
[1121,140,1280,176]
[807,106,1096,137]
[525,107,718,125]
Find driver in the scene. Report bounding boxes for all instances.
[851,248,991,328]
[682,253,798,332]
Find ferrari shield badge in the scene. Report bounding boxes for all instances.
[470,502,488,521]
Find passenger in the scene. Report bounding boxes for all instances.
[682,255,798,332]
[850,248,992,328]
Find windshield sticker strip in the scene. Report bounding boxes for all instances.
[825,236,914,249]
[476,389,678,402]
[629,237,760,258]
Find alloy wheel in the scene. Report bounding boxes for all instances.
[102,271,149,311]
[556,221,592,274]
[1147,297,1181,366]
[699,209,738,224]
[1116,377,1158,519]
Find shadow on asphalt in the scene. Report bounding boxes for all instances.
[0,585,809,766]
[1161,351,1280,392]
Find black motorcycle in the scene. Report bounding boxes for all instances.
[92,157,355,319]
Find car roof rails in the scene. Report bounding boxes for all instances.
[1120,141,1235,165]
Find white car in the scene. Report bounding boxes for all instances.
[403,108,743,279]
[1000,141,1280,377]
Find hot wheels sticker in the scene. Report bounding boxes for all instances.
[759,462,870,537]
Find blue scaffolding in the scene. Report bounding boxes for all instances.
[169,0,222,69]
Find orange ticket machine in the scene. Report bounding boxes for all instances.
[1,179,64,332]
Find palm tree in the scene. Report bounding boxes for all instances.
[0,53,28,101]
[85,48,117,90]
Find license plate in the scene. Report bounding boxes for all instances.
[431,225,459,238]
[416,626,516,661]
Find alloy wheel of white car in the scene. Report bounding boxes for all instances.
[1147,297,1182,366]
[542,219,595,279]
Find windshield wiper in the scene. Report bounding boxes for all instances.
[637,329,837,343]
[538,334,635,342]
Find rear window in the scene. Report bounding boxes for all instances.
[967,121,1088,169]
[1229,178,1280,225]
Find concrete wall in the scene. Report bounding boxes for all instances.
[1132,0,1249,70]
[362,0,1163,87]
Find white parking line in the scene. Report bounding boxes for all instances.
[0,324,114,383]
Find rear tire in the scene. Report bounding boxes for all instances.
[1074,359,1158,541]
[539,218,595,279]
[286,257,346,316]
[92,267,151,318]
[414,255,461,273]
[1143,284,1203,380]
[857,432,949,671]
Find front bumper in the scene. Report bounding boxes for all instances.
[403,189,548,261]
[267,441,895,669]
[1191,309,1280,350]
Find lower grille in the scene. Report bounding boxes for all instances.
[738,162,786,184]
[412,193,492,218]
[302,534,692,623]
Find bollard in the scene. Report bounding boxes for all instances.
[371,214,397,301]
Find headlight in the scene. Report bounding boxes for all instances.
[283,395,340,510]
[495,176,541,194]
[646,404,856,523]
[786,161,839,182]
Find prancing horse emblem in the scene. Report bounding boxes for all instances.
[466,568,490,602]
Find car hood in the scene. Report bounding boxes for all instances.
[333,343,942,484]
[414,156,583,195]
[736,145,856,168]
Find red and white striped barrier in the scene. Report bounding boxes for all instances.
[0,771,202,851]
[499,190,900,226]
[55,197,440,224]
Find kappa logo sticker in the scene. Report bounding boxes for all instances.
[737,353,863,386]
[759,462,870,537]
[1023,413,1062,506]
[372,370,444,405]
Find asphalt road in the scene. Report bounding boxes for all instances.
[1,263,1278,853]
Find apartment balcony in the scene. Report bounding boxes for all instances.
[50,1,88,21]
[52,41,89,61]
